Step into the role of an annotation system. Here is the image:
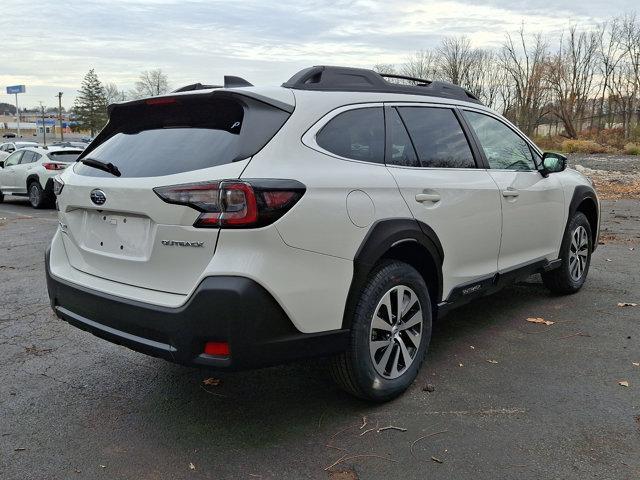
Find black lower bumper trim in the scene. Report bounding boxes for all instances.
[46,249,349,370]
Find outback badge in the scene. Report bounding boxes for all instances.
[161,240,204,248]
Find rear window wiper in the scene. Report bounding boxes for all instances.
[78,157,121,177]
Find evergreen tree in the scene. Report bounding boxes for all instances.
[74,69,108,136]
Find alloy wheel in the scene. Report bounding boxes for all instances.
[29,184,40,207]
[369,285,423,379]
[569,225,589,282]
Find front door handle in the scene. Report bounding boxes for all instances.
[502,189,520,198]
[415,193,441,203]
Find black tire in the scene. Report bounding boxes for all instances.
[330,260,432,402]
[0,189,4,203]
[28,181,46,209]
[542,212,592,294]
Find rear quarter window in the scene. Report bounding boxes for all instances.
[316,107,385,163]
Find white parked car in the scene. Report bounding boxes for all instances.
[0,146,82,208]
[0,141,39,161]
[46,66,599,401]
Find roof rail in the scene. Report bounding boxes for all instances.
[282,66,481,104]
[172,83,221,93]
[378,73,431,85]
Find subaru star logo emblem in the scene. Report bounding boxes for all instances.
[90,189,107,206]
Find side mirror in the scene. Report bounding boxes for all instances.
[541,152,567,176]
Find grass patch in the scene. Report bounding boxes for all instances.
[623,143,640,155]
[561,140,610,154]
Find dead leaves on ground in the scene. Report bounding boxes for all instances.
[526,317,555,326]
[202,378,221,386]
[617,302,638,307]
[619,381,630,387]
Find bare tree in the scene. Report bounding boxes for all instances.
[401,50,439,81]
[500,28,550,135]
[131,69,170,98]
[460,49,505,110]
[595,19,624,129]
[621,13,640,137]
[547,27,599,138]
[438,36,475,85]
[104,82,127,105]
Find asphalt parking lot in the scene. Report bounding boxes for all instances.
[1,185,639,479]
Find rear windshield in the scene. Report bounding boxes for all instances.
[49,151,81,162]
[75,95,290,178]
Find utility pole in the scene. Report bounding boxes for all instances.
[56,92,64,141]
[40,103,46,146]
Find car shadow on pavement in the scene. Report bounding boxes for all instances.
[91,277,553,450]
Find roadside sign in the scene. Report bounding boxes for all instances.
[6,85,26,94]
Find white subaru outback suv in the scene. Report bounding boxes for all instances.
[0,146,83,208]
[46,66,599,401]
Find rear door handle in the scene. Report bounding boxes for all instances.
[502,189,520,198]
[415,193,441,203]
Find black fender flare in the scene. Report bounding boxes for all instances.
[567,185,599,251]
[341,218,444,329]
[26,173,41,189]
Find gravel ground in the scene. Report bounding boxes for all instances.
[0,190,639,479]
[568,153,640,174]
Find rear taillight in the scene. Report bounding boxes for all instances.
[153,179,305,228]
[53,175,64,196]
[43,162,66,171]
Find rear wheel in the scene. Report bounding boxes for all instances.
[0,189,4,203]
[28,181,46,209]
[330,260,432,402]
[542,212,592,294]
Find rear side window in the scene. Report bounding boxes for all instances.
[386,108,418,167]
[397,107,475,168]
[316,107,385,163]
[20,151,38,164]
[76,95,290,178]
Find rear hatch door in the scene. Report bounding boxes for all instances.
[57,92,291,295]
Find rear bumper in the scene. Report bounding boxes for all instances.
[45,249,349,370]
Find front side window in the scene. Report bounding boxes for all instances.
[4,151,23,166]
[397,107,475,168]
[316,107,385,163]
[463,111,536,170]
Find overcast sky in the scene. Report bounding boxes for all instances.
[1,0,636,109]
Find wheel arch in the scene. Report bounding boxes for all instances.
[26,173,41,189]
[341,219,444,329]
[568,185,599,252]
